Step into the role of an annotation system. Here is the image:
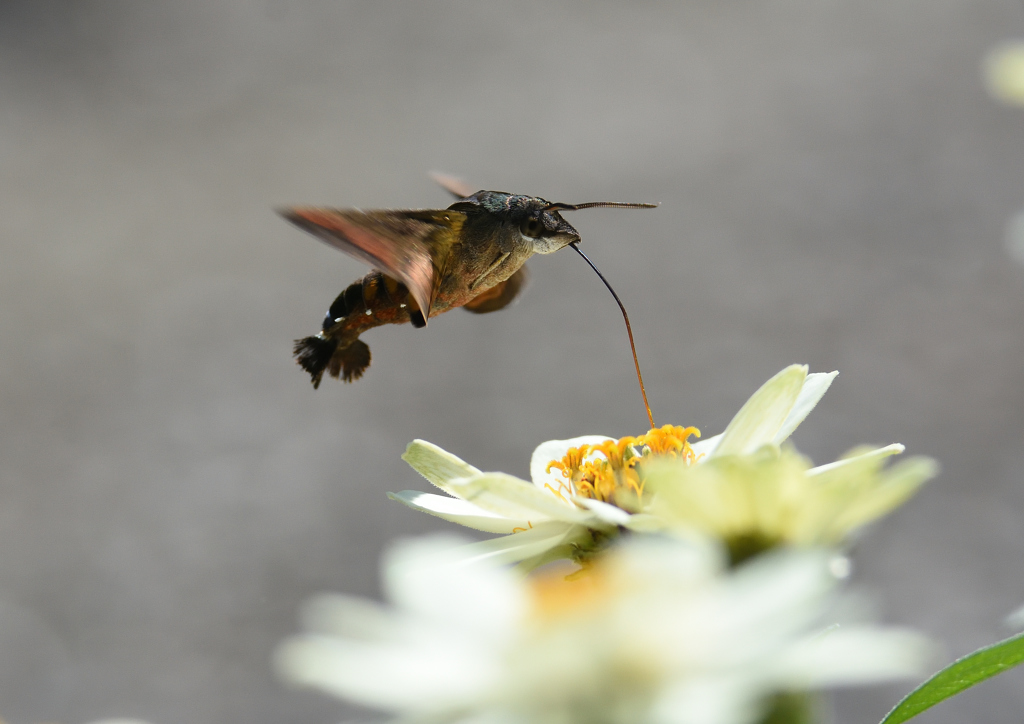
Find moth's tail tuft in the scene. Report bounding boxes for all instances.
[337,339,371,383]
[293,335,371,387]
[294,334,339,389]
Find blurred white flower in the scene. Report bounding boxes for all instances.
[1004,209,1024,266]
[277,534,934,724]
[984,41,1024,106]
[390,365,874,567]
[1006,602,1024,631]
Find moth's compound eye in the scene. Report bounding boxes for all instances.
[520,217,544,238]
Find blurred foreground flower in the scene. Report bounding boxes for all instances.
[985,41,1024,106]
[1007,602,1024,631]
[391,365,933,568]
[277,534,933,724]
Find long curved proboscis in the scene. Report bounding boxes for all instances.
[425,175,658,426]
[543,199,657,429]
[569,242,655,430]
[547,199,657,428]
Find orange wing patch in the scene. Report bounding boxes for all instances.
[463,266,529,314]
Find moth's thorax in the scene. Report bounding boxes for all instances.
[444,221,531,293]
[450,190,581,258]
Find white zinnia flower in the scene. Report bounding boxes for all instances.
[277,534,934,724]
[390,365,931,568]
[643,444,937,564]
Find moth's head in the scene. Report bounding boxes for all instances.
[450,191,581,254]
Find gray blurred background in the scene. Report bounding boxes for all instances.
[1,1,1024,722]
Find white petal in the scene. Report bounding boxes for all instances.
[276,634,495,711]
[652,676,765,724]
[623,512,667,532]
[574,497,634,526]
[530,435,614,490]
[826,456,938,534]
[611,534,722,584]
[713,365,808,457]
[449,473,598,525]
[402,439,482,496]
[382,535,525,635]
[690,432,724,459]
[300,593,395,639]
[299,592,499,651]
[773,371,838,445]
[459,520,586,565]
[714,551,834,636]
[806,443,904,477]
[388,491,528,533]
[775,627,936,686]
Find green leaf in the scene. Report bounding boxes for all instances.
[880,630,1024,724]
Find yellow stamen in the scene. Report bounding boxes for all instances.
[548,425,700,509]
[543,481,572,504]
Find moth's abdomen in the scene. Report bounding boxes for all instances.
[321,272,425,331]
[297,272,433,388]
[321,279,364,330]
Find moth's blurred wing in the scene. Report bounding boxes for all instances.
[463,266,529,314]
[281,208,464,324]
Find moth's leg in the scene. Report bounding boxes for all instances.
[469,252,510,290]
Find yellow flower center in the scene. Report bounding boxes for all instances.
[528,562,605,620]
[546,425,700,510]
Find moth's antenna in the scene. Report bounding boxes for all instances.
[569,242,655,430]
[545,201,658,212]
